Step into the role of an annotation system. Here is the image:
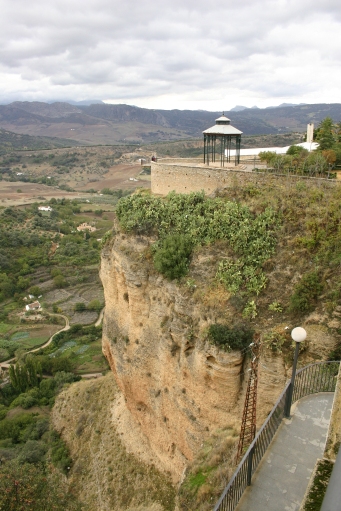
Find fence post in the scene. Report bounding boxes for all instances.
[284,382,293,418]
[247,445,255,486]
[285,340,302,418]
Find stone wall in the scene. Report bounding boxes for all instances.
[151,161,338,196]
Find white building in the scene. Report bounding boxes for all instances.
[25,301,42,312]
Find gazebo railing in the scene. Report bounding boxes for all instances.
[213,361,340,511]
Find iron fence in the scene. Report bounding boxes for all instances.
[213,361,340,511]
[293,361,339,403]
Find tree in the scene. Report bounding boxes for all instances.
[322,149,336,166]
[258,151,277,166]
[29,285,41,296]
[87,299,103,312]
[53,275,67,288]
[0,272,15,299]
[286,145,307,156]
[74,302,86,312]
[9,358,42,393]
[16,276,30,294]
[316,117,335,150]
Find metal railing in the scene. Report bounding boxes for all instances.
[213,361,340,511]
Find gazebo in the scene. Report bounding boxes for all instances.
[203,115,242,166]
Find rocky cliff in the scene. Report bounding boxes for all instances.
[99,230,300,482]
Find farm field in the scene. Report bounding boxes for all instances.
[0,163,149,207]
[0,132,307,208]
[0,194,112,374]
[0,322,62,362]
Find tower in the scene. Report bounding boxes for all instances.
[307,123,314,145]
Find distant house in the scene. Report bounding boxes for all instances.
[38,206,52,212]
[25,301,42,312]
[77,223,96,232]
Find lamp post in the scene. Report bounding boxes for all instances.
[284,327,307,418]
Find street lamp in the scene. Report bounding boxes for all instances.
[284,327,307,418]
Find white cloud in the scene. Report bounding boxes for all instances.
[0,0,341,109]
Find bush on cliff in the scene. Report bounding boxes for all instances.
[116,191,280,294]
[289,270,323,313]
[153,233,193,280]
[206,324,254,351]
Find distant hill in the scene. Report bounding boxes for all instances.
[0,128,84,153]
[0,101,341,145]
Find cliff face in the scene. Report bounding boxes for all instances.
[100,232,290,481]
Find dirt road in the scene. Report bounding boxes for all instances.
[0,313,70,369]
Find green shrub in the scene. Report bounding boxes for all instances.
[74,302,86,312]
[268,301,283,313]
[87,299,103,312]
[53,275,67,288]
[0,404,8,420]
[328,341,341,361]
[286,145,308,156]
[242,300,258,319]
[50,430,72,474]
[0,347,10,362]
[153,234,193,280]
[290,271,323,313]
[18,439,47,464]
[0,413,35,443]
[206,324,254,351]
[302,459,333,511]
[10,390,39,410]
[23,418,49,441]
[29,285,41,297]
[116,191,280,294]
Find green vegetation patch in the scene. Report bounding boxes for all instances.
[11,331,30,340]
[116,191,280,290]
[39,324,108,374]
[154,233,193,280]
[179,426,238,511]
[302,459,333,511]
[290,270,324,313]
[0,323,12,334]
[0,358,81,494]
[206,324,254,352]
[0,460,83,511]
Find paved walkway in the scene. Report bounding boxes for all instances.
[235,393,334,511]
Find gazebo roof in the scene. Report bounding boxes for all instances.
[215,115,231,124]
[203,124,243,135]
[203,114,242,135]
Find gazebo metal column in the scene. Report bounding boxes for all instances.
[226,135,231,163]
[204,134,218,165]
[235,134,241,165]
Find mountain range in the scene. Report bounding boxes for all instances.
[0,101,340,145]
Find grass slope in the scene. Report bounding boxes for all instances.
[52,373,176,511]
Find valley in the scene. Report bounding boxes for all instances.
[0,112,341,510]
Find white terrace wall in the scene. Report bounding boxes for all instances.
[151,161,339,196]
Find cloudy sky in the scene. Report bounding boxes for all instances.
[1,0,340,111]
